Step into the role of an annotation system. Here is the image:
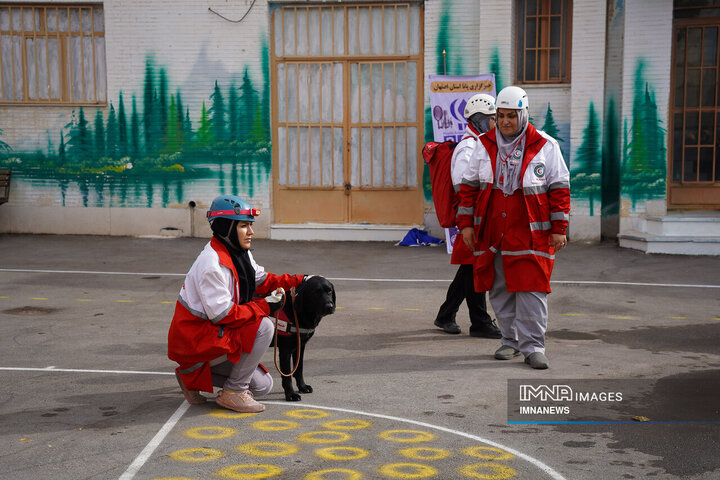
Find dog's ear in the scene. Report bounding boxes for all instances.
[293,285,305,314]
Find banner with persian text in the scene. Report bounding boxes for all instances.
[428,74,496,143]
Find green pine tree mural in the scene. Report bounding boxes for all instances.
[1,53,274,208]
[436,1,451,75]
[209,80,227,143]
[259,34,271,139]
[488,46,503,91]
[143,59,154,154]
[542,102,565,158]
[94,110,105,159]
[131,95,141,159]
[118,91,128,157]
[65,108,92,164]
[164,95,183,153]
[196,101,214,146]
[228,82,240,141]
[106,103,119,159]
[571,102,601,215]
[239,68,258,140]
[601,96,621,219]
[623,59,666,203]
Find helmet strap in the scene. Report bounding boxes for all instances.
[211,218,240,250]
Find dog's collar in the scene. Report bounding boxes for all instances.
[275,313,315,336]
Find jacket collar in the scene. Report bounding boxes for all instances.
[210,237,238,280]
[480,124,547,179]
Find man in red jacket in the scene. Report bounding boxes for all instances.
[168,195,304,412]
[456,86,570,369]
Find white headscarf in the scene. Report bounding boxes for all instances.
[495,109,529,195]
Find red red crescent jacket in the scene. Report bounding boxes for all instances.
[168,237,303,392]
[455,124,570,292]
[450,123,481,265]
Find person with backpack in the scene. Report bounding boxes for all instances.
[456,86,570,369]
[433,93,502,339]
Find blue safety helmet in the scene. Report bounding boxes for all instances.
[206,195,260,223]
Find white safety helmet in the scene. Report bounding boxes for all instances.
[495,86,529,110]
[464,93,496,119]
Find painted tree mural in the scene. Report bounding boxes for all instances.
[488,46,503,92]
[571,101,602,215]
[623,60,666,204]
[542,102,565,158]
[0,54,272,208]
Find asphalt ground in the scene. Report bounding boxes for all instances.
[0,234,719,480]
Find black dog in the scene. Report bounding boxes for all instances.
[273,275,335,401]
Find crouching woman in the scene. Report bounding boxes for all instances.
[168,195,304,412]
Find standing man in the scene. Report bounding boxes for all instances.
[434,93,501,339]
[457,86,570,369]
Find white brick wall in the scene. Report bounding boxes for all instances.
[0,0,680,240]
[569,0,606,166]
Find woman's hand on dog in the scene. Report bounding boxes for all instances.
[265,288,285,313]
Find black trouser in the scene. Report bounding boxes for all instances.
[435,264,492,331]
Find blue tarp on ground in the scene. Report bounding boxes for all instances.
[396,228,444,247]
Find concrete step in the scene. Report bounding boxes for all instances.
[618,230,720,256]
[270,223,421,242]
[644,215,720,236]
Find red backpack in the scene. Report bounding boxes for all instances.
[422,140,459,228]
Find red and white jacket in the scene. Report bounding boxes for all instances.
[449,123,481,265]
[456,124,570,291]
[168,237,303,392]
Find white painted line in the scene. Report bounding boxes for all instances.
[0,367,173,376]
[551,280,720,289]
[0,268,186,277]
[2,267,719,289]
[118,400,191,480]
[265,401,567,480]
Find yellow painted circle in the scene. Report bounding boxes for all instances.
[397,447,451,460]
[209,409,258,419]
[252,420,301,431]
[216,464,283,479]
[321,419,373,430]
[183,426,236,440]
[236,442,299,457]
[284,408,331,419]
[461,446,515,461]
[378,430,435,443]
[304,469,363,480]
[457,462,518,479]
[168,447,225,463]
[297,430,351,444]
[315,446,370,461]
[378,463,438,479]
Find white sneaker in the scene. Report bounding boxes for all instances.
[215,389,265,413]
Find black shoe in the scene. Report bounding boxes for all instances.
[469,320,502,339]
[434,319,461,334]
